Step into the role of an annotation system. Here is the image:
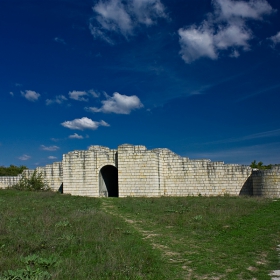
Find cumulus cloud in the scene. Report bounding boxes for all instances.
[40,145,60,151]
[21,90,40,102]
[178,24,217,63]
[93,0,133,37]
[85,92,143,114]
[46,95,67,105]
[61,117,109,130]
[90,0,167,42]
[213,0,274,20]
[214,24,251,50]
[268,31,280,46]
[69,133,84,139]
[18,154,31,161]
[69,91,88,102]
[178,0,274,63]
[48,156,57,160]
[129,0,166,25]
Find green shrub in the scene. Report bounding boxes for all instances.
[0,266,51,280]
[250,160,272,169]
[0,254,57,280]
[10,171,50,191]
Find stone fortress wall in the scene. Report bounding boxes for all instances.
[252,167,280,197]
[1,144,279,198]
[0,169,36,189]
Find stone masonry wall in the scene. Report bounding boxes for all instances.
[0,170,34,189]
[0,176,21,189]
[1,144,279,197]
[36,162,63,191]
[62,145,117,196]
[159,148,252,196]
[118,145,160,197]
[252,167,280,198]
[118,145,252,197]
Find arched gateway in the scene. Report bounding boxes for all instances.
[99,165,118,197]
[31,144,254,198]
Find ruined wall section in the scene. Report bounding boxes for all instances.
[0,170,35,189]
[0,176,21,189]
[36,162,62,191]
[158,148,252,196]
[118,144,252,197]
[252,167,280,198]
[63,146,117,197]
[118,144,160,197]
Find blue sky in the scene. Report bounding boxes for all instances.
[1,0,280,168]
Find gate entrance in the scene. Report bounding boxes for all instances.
[99,165,118,197]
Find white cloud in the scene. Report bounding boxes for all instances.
[90,0,167,42]
[93,0,133,37]
[9,92,14,96]
[69,91,88,102]
[213,0,275,21]
[88,89,100,98]
[69,133,84,139]
[214,24,251,50]
[268,31,280,46]
[50,138,60,142]
[61,117,110,130]
[85,92,143,114]
[89,24,115,44]
[178,25,217,63]
[40,145,60,151]
[18,154,31,161]
[46,95,67,105]
[21,90,40,102]
[54,37,66,44]
[48,156,57,160]
[128,0,167,26]
[230,49,240,58]
[178,0,274,63]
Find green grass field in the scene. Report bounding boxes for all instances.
[0,190,279,279]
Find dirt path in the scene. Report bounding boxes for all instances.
[270,245,280,280]
[101,199,223,280]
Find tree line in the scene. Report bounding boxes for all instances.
[249,160,275,170]
[0,165,28,176]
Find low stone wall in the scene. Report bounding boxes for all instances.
[0,170,35,189]
[0,176,21,189]
[252,167,280,198]
[36,162,63,191]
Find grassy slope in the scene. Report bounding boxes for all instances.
[0,190,279,279]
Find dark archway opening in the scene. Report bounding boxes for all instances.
[58,183,63,194]
[99,165,118,197]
